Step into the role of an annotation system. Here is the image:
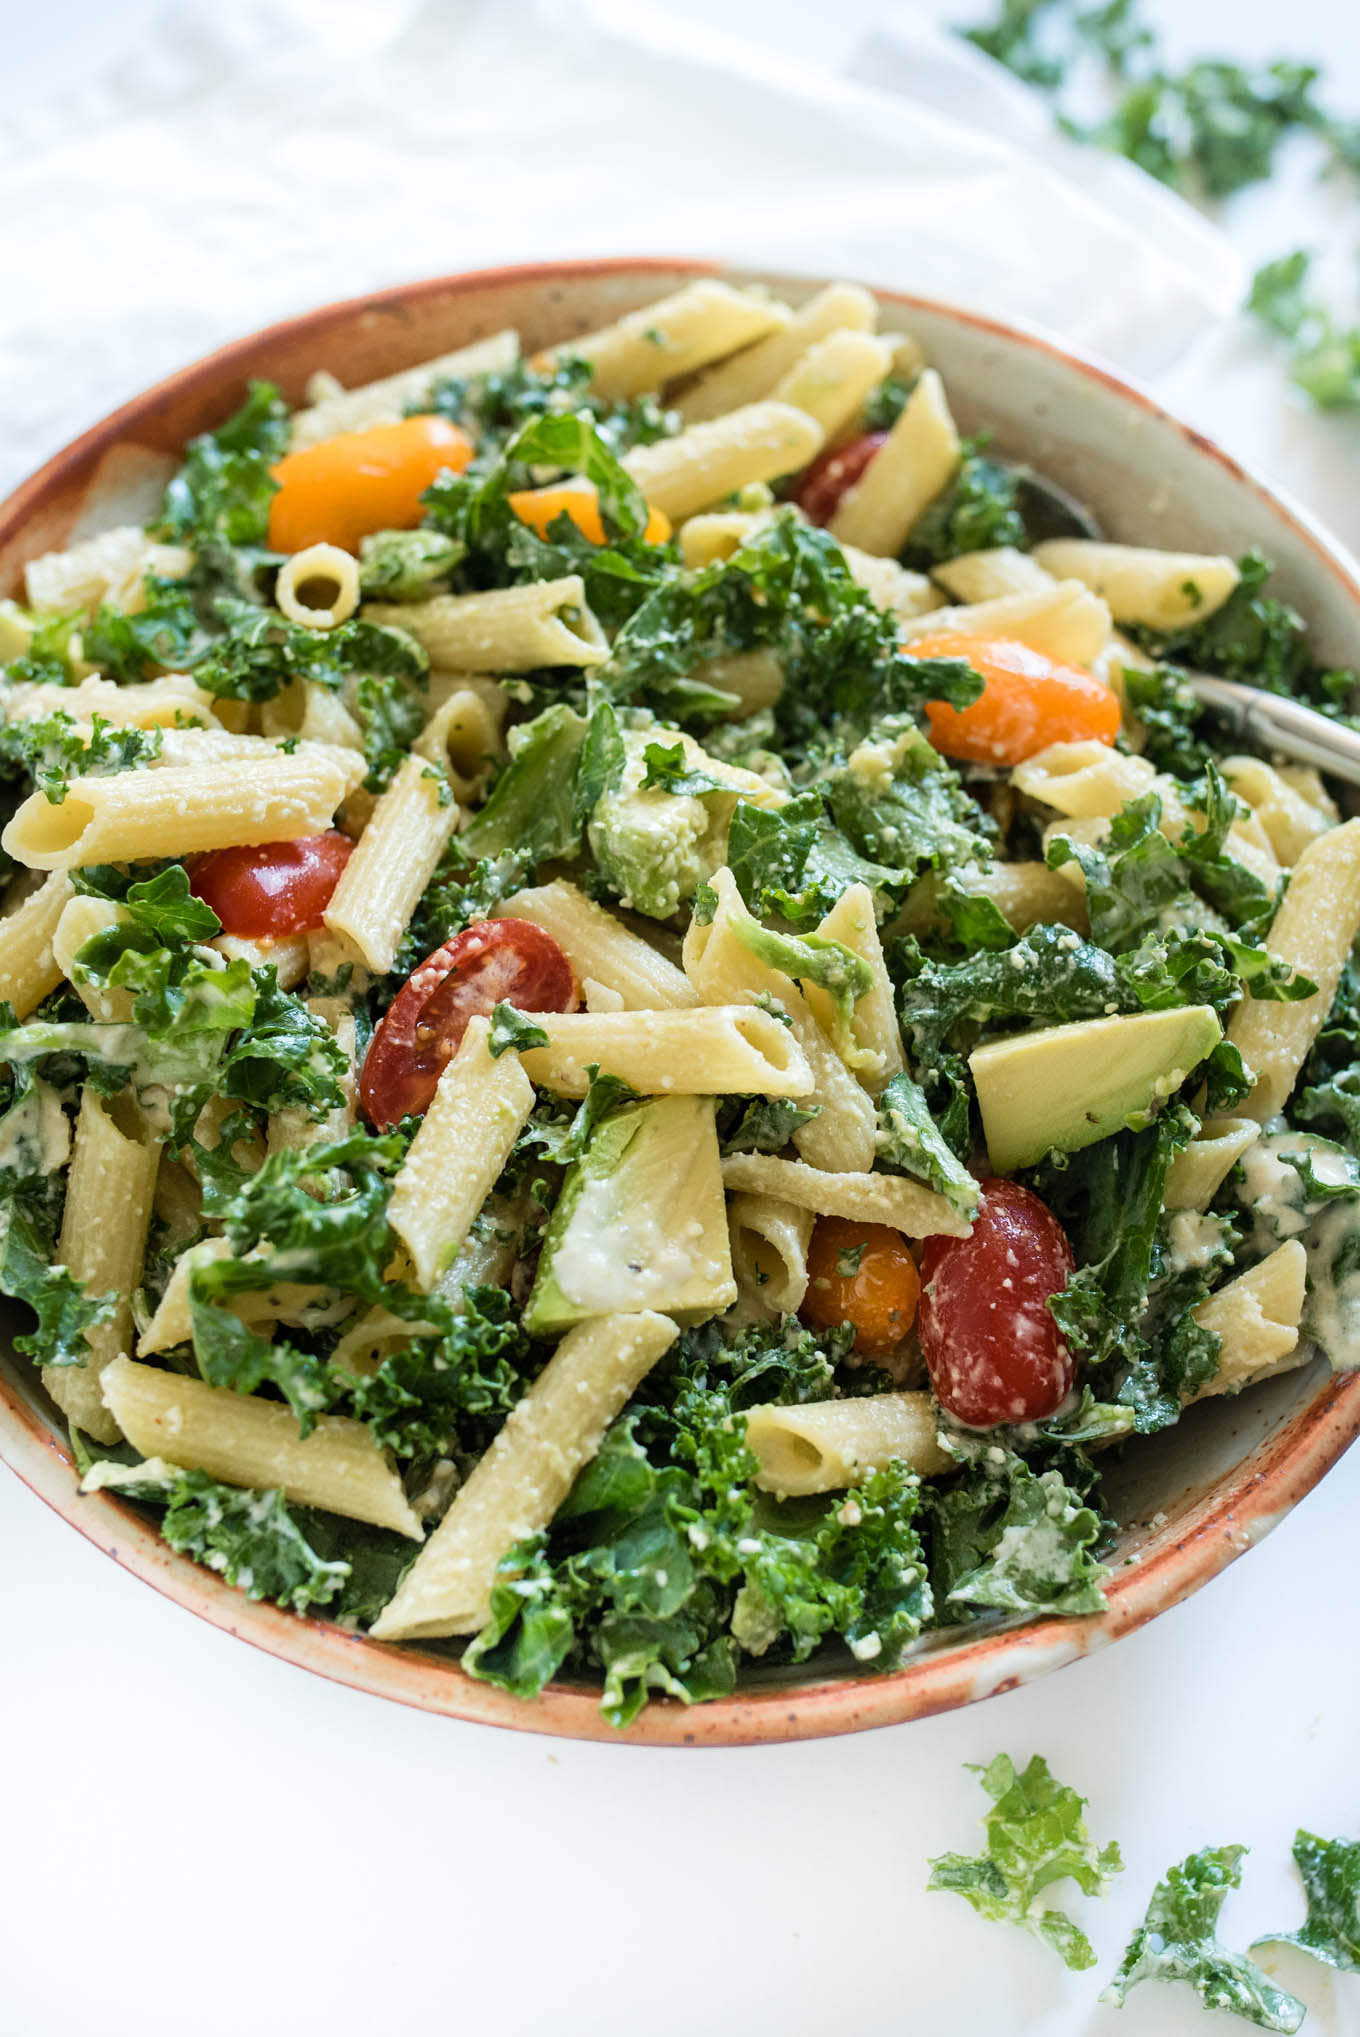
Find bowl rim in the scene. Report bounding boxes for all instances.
[3,253,1359,1748]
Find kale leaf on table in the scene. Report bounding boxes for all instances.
[928,1752,1122,1970]
[1103,1845,1307,2031]
[1253,1828,1360,1973]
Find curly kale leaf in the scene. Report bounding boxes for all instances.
[902,442,1027,567]
[1254,1829,1360,1974]
[73,863,222,943]
[1122,662,1217,777]
[928,1450,1109,1619]
[358,528,463,601]
[1040,1108,1221,1430]
[0,710,163,804]
[193,596,427,705]
[342,1286,537,1459]
[1249,250,1360,412]
[1103,1845,1306,2030]
[717,1095,820,1155]
[928,1753,1122,1971]
[157,380,290,548]
[823,720,991,884]
[457,703,586,869]
[724,791,903,928]
[82,575,212,682]
[875,1071,981,1218]
[0,1197,113,1367]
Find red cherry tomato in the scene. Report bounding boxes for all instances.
[792,430,887,526]
[918,1180,1076,1429]
[360,919,577,1128]
[189,831,354,939]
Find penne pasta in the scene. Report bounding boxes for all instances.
[1228,819,1360,1120]
[323,753,459,975]
[622,402,824,523]
[537,280,786,399]
[745,1392,949,1496]
[771,329,895,443]
[500,880,698,1010]
[3,745,364,870]
[387,1016,536,1290]
[44,1089,159,1445]
[25,524,193,618]
[369,1310,679,1639]
[719,1152,970,1239]
[931,547,1055,605]
[1032,539,1240,631]
[1189,1241,1308,1399]
[1163,1118,1259,1212]
[675,281,877,423]
[100,1355,422,1537]
[274,543,361,630]
[516,1004,814,1099]
[728,1194,814,1317]
[3,671,214,729]
[829,368,959,556]
[365,576,608,671]
[0,871,74,1018]
[899,578,1112,668]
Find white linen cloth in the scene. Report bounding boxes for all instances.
[1,0,1250,500]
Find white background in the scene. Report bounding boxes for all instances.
[2,3,1360,2034]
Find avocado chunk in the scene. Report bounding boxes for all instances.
[525,1094,737,1336]
[970,1005,1222,1172]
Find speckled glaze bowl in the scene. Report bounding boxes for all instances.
[2,259,1358,1745]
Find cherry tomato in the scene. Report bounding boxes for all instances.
[268,415,474,554]
[911,630,1122,766]
[792,430,887,526]
[189,831,354,938]
[918,1180,1076,1428]
[800,1216,921,1358]
[507,476,671,546]
[360,919,577,1127]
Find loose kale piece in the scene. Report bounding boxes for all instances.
[717,1095,820,1155]
[487,1003,550,1058]
[1103,1846,1306,2031]
[1039,1109,1222,1430]
[394,847,528,975]
[902,442,1027,567]
[157,380,290,549]
[0,1199,113,1367]
[928,1450,1109,1618]
[2,607,81,687]
[74,863,222,944]
[1249,250,1360,412]
[457,702,587,869]
[725,791,903,929]
[823,720,992,885]
[158,1468,352,1612]
[1121,664,1217,778]
[82,575,211,682]
[342,1286,538,1459]
[927,1753,1122,1970]
[193,596,427,706]
[0,711,163,804]
[351,667,429,792]
[861,373,917,431]
[1254,1829,1360,1973]
[875,1071,981,1218]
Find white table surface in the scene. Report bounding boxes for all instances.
[2,5,1359,2035]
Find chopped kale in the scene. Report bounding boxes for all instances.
[1103,1845,1306,2030]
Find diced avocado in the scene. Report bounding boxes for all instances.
[970,1005,1222,1173]
[0,598,34,662]
[586,723,777,920]
[525,1094,737,1336]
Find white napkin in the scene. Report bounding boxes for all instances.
[1,0,1243,501]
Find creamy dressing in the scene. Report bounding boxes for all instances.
[552,1173,701,1313]
[1234,1130,1360,1368]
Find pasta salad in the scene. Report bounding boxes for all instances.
[2,277,1357,1724]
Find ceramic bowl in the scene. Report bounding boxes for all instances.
[2,258,1358,1746]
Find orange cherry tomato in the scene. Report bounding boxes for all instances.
[267,415,473,554]
[800,1217,921,1358]
[910,630,1122,766]
[507,476,671,547]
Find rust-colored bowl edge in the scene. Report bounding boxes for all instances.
[3,255,1359,1747]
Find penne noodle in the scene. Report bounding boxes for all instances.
[365,577,608,671]
[719,1152,971,1238]
[745,1392,950,1496]
[622,402,824,523]
[537,280,787,400]
[516,1004,814,1099]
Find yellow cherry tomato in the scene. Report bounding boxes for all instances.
[507,476,671,547]
[268,415,473,554]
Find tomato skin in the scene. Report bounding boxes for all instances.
[792,431,887,526]
[189,831,353,938]
[911,630,1122,766]
[360,919,577,1128]
[800,1216,921,1358]
[507,477,671,547]
[268,415,474,554]
[918,1180,1076,1428]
